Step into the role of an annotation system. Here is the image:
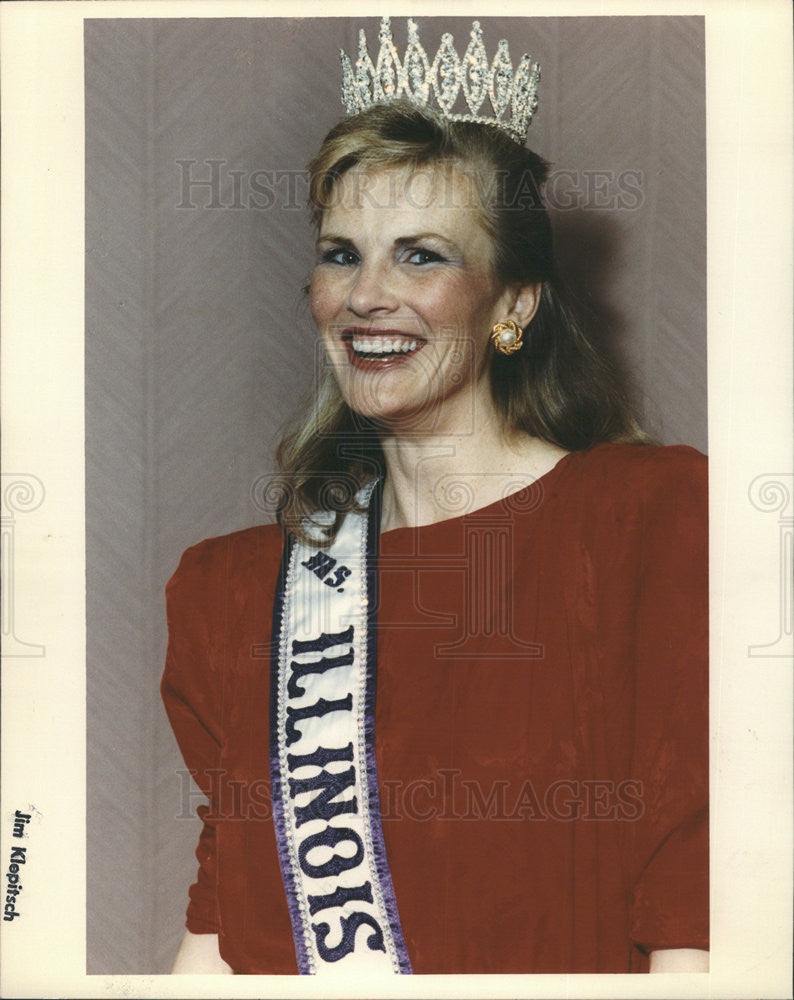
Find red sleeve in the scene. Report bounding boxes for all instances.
[161,540,227,934]
[625,448,709,958]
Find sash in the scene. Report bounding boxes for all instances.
[269,481,412,975]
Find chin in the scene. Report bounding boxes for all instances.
[347,402,421,427]
[340,392,427,429]
[339,379,426,424]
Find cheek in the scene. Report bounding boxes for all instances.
[426,277,500,338]
[410,274,479,326]
[309,272,341,328]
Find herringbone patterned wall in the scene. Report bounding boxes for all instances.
[85,16,705,973]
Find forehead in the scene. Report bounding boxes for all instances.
[320,163,488,241]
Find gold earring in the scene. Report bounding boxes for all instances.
[490,319,524,356]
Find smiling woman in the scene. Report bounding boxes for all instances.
[160,16,708,976]
[313,164,524,429]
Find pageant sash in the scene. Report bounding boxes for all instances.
[269,482,412,975]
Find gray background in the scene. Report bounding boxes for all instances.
[85,16,706,974]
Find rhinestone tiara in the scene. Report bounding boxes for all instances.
[339,17,541,145]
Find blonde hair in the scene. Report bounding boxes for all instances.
[276,101,647,543]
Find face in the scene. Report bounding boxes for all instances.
[310,163,520,435]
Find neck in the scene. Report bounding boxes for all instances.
[378,415,569,532]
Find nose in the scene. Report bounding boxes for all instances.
[346,260,399,317]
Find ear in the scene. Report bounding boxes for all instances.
[508,282,542,329]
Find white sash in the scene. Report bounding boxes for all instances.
[269,481,412,974]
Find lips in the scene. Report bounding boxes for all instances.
[341,328,426,371]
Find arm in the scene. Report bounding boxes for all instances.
[162,543,227,964]
[649,948,709,973]
[619,449,710,966]
[171,930,234,974]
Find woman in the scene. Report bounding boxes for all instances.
[162,18,708,975]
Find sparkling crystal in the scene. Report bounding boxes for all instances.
[490,40,513,117]
[355,29,375,105]
[461,21,488,113]
[375,18,399,99]
[512,56,540,134]
[377,50,397,98]
[339,51,357,113]
[404,18,431,102]
[434,33,460,113]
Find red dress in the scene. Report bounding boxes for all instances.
[161,442,708,973]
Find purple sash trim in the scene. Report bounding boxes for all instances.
[362,482,413,973]
[269,534,312,973]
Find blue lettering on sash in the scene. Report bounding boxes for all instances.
[289,766,358,827]
[312,912,386,962]
[286,695,353,747]
[300,550,336,580]
[287,742,354,772]
[298,825,364,878]
[324,565,352,590]
[300,553,353,593]
[307,881,374,916]
[291,626,354,657]
[281,620,396,967]
[288,651,354,698]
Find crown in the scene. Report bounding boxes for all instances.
[339,17,541,145]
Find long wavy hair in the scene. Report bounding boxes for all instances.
[276,101,647,543]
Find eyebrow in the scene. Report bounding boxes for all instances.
[316,234,356,249]
[395,232,462,253]
[316,232,463,254]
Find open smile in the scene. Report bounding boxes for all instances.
[342,328,426,370]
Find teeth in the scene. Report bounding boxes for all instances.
[351,336,419,356]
